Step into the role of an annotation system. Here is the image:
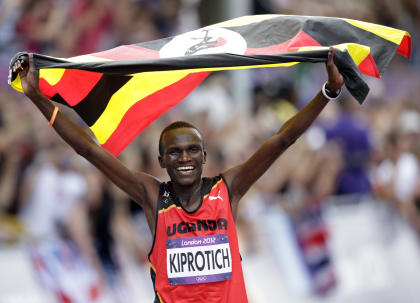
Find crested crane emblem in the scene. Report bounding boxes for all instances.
[185,29,227,55]
[159,27,247,58]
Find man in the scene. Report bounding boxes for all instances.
[12,47,344,302]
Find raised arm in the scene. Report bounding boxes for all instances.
[12,54,160,226]
[223,47,344,217]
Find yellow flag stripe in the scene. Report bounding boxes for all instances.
[343,44,371,65]
[344,18,409,45]
[11,74,23,92]
[12,69,67,92]
[12,70,66,92]
[39,68,66,86]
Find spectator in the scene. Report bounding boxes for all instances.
[325,94,372,196]
[19,145,105,303]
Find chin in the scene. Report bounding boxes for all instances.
[177,179,195,187]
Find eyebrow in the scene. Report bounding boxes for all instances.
[167,143,202,149]
[165,142,202,152]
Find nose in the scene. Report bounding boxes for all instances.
[179,150,190,162]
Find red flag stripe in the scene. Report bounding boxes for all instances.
[357,53,380,78]
[39,69,103,106]
[397,34,411,59]
[102,72,210,156]
[91,45,160,60]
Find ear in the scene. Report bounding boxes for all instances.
[158,155,166,168]
[203,150,207,164]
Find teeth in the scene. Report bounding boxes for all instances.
[177,166,194,171]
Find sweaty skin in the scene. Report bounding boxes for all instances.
[12,47,344,235]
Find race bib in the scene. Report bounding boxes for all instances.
[166,234,232,285]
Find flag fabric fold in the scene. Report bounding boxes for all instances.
[9,14,411,156]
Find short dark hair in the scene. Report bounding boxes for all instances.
[158,121,202,155]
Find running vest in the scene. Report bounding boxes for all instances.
[148,175,248,303]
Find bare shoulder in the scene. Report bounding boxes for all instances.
[221,165,244,213]
[221,165,242,190]
[134,171,162,187]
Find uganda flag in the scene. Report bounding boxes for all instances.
[9,15,411,156]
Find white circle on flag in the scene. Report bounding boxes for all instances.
[159,27,247,58]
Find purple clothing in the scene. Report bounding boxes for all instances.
[325,113,371,195]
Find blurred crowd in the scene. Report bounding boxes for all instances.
[1,0,420,302]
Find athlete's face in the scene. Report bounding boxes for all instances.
[159,127,206,186]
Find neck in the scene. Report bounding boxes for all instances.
[171,178,203,210]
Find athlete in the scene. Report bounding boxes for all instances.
[12,46,344,302]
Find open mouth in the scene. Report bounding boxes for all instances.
[176,166,194,173]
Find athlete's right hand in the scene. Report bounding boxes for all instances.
[11,53,42,99]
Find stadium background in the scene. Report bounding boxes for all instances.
[0,0,420,302]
